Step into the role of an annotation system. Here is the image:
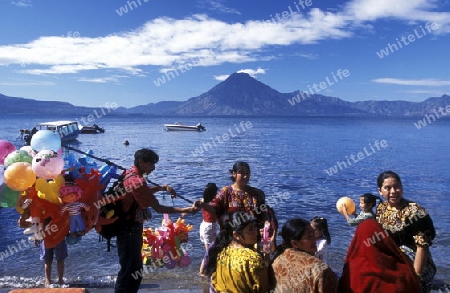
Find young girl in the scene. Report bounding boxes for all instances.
[206,211,269,293]
[198,183,218,276]
[341,193,380,226]
[310,216,331,264]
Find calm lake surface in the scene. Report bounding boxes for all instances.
[1,114,449,289]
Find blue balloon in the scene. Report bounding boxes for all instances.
[64,153,83,178]
[99,165,120,191]
[30,130,61,152]
[78,156,97,174]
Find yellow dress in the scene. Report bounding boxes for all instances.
[212,246,269,293]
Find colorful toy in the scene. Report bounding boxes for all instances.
[20,145,36,158]
[3,150,33,166]
[22,187,60,242]
[30,130,61,152]
[32,150,64,179]
[35,174,65,204]
[0,184,20,208]
[6,148,107,249]
[98,165,120,192]
[77,150,98,174]
[142,214,193,269]
[60,183,90,237]
[0,140,16,165]
[4,162,36,191]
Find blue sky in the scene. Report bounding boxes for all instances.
[0,0,449,107]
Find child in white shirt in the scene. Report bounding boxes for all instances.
[310,216,331,264]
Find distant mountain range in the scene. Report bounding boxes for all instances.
[2,73,449,116]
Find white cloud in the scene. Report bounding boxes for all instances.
[199,0,241,15]
[11,0,31,7]
[0,13,351,78]
[78,76,123,83]
[344,0,450,32]
[214,74,230,81]
[1,0,449,81]
[294,52,319,60]
[373,78,450,86]
[214,68,266,81]
[0,80,54,86]
[345,0,436,21]
[237,68,266,78]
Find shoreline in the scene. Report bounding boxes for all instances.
[1,274,448,293]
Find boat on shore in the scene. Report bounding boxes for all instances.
[164,122,206,131]
[80,124,105,134]
[20,120,80,145]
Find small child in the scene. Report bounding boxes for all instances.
[198,183,218,277]
[310,216,331,264]
[341,193,380,226]
[37,218,68,288]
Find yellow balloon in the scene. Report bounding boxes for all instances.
[35,174,64,204]
[4,162,36,191]
[336,196,356,214]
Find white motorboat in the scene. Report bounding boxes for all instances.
[163,122,206,131]
[21,120,81,145]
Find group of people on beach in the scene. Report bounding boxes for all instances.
[39,148,437,293]
[193,162,435,293]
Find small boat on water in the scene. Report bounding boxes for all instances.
[80,124,105,134]
[164,122,206,131]
[20,120,80,145]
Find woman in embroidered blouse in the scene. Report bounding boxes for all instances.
[200,161,277,247]
[270,218,338,293]
[376,170,436,293]
[205,211,269,293]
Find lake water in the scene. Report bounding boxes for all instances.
[0,114,449,290]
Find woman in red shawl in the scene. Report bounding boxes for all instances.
[338,219,420,293]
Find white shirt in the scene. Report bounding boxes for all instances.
[315,238,328,263]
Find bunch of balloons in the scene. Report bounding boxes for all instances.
[1,131,119,248]
[0,132,64,207]
[142,214,193,269]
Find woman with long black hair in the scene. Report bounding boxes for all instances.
[270,218,338,293]
[205,211,269,293]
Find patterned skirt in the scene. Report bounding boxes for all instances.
[400,245,437,293]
